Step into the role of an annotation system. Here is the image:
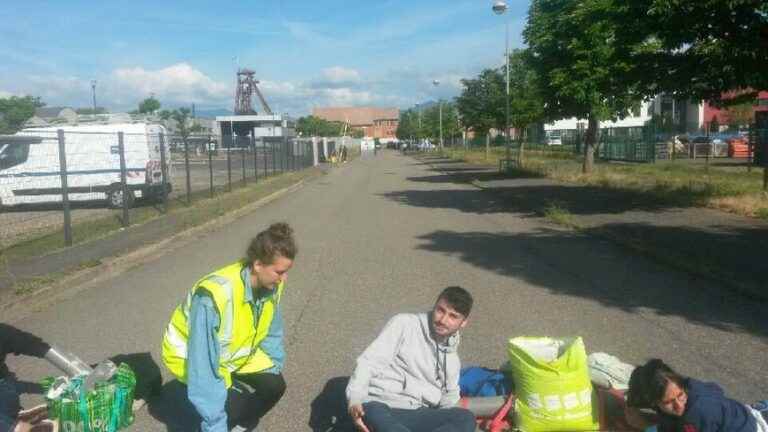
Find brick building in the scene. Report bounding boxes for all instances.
[312,106,399,140]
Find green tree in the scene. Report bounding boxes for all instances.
[396,109,420,140]
[525,0,643,173]
[138,97,161,114]
[171,108,192,140]
[0,96,45,134]
[296,115,344,137]
[507,49,545,165]
[617,0,768,105]
[455,68,505,137]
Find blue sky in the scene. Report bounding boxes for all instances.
[0,0,530,116]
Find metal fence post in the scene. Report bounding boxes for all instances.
[184,136,191,205]
[117,132,129,227]
[241,138,247,185]
[57,129,72,246]
[208,134,214,198]
[251,132,258,182]
[263,139,268,177]
[159,132,169,214]
[227,134,232,192]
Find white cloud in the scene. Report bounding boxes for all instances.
[321,67,361,84]
[0,90,15,98]
[110,63,230,105]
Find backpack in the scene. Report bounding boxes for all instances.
[459,366,513,397]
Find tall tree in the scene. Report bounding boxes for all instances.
[296,115,344,137]
[0,96,45,134]
[525,0,643,173]
[455,68,506,137]
[138,97,161,114]
[616,0,768,105]
[507,49,545,165]
[171,108,192,140]
[396,109,420,141]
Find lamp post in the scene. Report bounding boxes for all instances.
[492,0,511,167]
[433,79,443,149]
[90,80,97,112]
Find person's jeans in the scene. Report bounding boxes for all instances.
[362,401,476,432]
[225,372,286,430]
[0,377,21,432]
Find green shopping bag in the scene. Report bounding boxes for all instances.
[508,337,599,432]
[42,363,136,432]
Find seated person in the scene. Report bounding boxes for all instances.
[625,358,768,432]
[1,324,54,432]
[345,286,476,432]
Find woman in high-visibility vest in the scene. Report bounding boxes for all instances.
[162,222,298,432]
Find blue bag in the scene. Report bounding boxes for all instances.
[459,366,513,397]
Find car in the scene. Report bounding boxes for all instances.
[546,132,562,146]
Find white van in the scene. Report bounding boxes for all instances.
[0,123,171,208]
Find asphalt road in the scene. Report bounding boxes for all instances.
[7,150,768,431]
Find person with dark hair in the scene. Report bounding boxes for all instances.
[625,359,768,432]
[162,222,298,432]
[1,324,54,432]
[346,286,476,432]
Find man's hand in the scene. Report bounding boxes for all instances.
[348,404,370,432]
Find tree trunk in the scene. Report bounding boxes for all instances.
[485,133,490,161]
[583,115,598,174]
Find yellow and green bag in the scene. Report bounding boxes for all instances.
[42,363,136,432]
[508,337,599,431]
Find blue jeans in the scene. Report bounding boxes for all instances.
[362,401,476,432]
[0,377,20,432]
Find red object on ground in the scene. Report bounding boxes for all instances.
[463,387,644,431]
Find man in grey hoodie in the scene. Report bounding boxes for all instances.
[346,286,476,432]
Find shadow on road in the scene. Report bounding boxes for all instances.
[309,376,354,432]
[392,180,691,216]
[415,228,768,338]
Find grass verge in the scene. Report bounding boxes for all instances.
[1,168,323,263]
[442,147,768,220]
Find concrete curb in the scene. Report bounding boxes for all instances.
[1,173,319,322]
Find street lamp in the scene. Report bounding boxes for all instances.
[492,0,511,168]
[90,80,97,113]
[433,79,443,149]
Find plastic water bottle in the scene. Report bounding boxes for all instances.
[82,360,117,392]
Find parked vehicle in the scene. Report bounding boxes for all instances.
[0,123,171,209]
[546,132,562,146]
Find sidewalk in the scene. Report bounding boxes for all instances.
[417,154,768,300]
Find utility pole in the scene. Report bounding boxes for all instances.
[91,80,97,112]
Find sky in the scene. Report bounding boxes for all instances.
[0,0,530,116]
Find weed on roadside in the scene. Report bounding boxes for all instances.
[542,201,580,229]
[13,276,56,296]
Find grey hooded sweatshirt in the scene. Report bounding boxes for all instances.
[346,312,462,410]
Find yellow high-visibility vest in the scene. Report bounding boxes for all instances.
[161,261,284,388]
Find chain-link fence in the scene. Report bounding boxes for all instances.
[0,128,316,249]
